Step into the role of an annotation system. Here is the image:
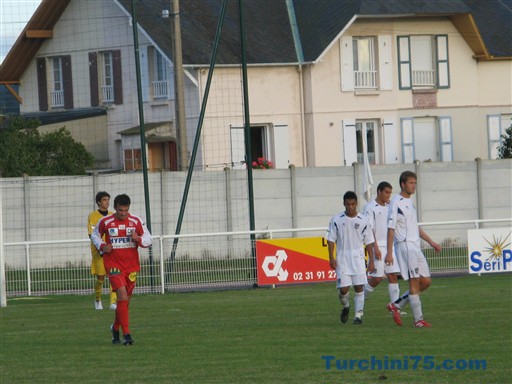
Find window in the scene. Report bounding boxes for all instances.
[230,124,290,169]
[356,121,378,164]
[89,50,123,106]
[487,114,511,159]
[400,117,453,163]
[398,35,450,89]
[36,55,73,111]
[51,57,64,107]
[124,148,142,171]
[102,52,114,102]
[353,37,376,89]
[341,35,392,92]
[153,50,168,99]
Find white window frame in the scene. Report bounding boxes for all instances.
[353,37,377,89]
[51,57,64,107]
[102,52,114,103]
[153,50,169,99]
[487,115,503,159]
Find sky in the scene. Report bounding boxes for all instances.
[0,0,42,63]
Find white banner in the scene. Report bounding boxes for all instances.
[468,227,512,274]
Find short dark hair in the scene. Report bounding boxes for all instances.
[343,191,357,202]
[399,171,417,186]
[114,194,131,208]
[377,181,392,192]
[95,191,110,205]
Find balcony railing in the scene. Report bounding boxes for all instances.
[152,80,168,99]
[101,85,114,103]
[50,90,64,107]
[354,70,377,89]
[412,69,436,87]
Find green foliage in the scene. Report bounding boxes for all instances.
[498,124,512,159]
[0,116,94,176]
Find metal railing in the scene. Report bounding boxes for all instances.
[3,218,510,297]
[412,69,436,87]
[354,70,377,89]
[50,90,64,107]
[152,80,168,98]
[101,85,114,102]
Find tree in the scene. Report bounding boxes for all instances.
[0,116,94,177]
[498,124,512,159]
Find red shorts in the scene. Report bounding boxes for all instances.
[107,268,137,296]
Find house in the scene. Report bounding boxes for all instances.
[0,0,510,171]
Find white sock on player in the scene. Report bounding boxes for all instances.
[364,283,374,297]
[354,291,364,317]
[339,291,350,308]
[388,283,400,303]
[409,294,423,322]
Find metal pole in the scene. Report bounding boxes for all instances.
[130,0,154,288]
[171,0,188,171]
[0,181,7,307]
[238,0,257,276]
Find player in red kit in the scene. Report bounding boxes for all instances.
[91,194,152,345]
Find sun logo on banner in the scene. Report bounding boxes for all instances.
[483,233,511,261]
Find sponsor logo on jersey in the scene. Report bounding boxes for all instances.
[126,227,135,235]
[119,225,126,230]
[109,228,118,236]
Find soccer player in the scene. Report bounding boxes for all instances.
[362,181,402,304]
[386,171,441,327]
[91,194,152,345]
[327,191,375,325]
[87,191,116,310]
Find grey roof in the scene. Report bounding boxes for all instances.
[117,0,511,65]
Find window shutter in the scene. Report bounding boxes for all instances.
[340,36,354,91]
[139,46,149,102]
[397,36,411,90]
[89,52,99,107]
[342,119,357,165]
[383,119,398,164]
[487,115,502,159]
[436,35,450,89]
[401,118,415,163]
[273,124,290,169]
[36,58,48,111]
[62,55,74,109]
[112,50,123,105]
[438,116,453,161]
[230,126,245,169]
[378,35,392,90]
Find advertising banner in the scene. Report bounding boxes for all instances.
[468,227,512,274]
[256,237,336,285]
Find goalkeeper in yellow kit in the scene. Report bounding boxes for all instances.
[87,191,117,310]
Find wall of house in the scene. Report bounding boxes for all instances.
[303,17,511,166]
[38,115,109,168]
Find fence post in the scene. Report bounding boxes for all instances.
[289,164,297,236]
[23,174,30,242]
[475,158,483,222]
[0,181,6,307]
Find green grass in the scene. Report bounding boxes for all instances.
[1,274,510,384]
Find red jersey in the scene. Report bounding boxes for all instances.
[91,213,152,273]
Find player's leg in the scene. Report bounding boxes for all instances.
[408,247,432,327]
[109,285,117,310]
[365,257,384,298]
[353,275,366,324]
[337,273,351,324]
[92,252,107,309]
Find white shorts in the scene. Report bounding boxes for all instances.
[368,249,400,278]
[336,272,367,288]
[395,241,430,281]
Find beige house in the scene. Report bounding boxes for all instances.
[1,0,510,171]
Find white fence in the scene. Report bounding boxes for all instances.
[3,219,510,297]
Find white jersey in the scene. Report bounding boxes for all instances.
[387,194,421,246]
[326,212,374,275]
[363,200,389,247]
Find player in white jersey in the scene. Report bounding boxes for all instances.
[362,181,401,304]
[326,191,375,325]
[386,171,441,328]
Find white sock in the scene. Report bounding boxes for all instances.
[354,291,364,317]
[364,283,374,297]
[395,290,409,309]
[339,292,350,308]
[388,283,400,303]
[409,294,423,322]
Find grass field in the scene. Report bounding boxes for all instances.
[1,274,510,384]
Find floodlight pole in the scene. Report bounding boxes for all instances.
[131,0,155,289]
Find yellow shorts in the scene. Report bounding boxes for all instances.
[91,252,107,276]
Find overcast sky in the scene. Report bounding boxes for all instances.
[0,0,42,63]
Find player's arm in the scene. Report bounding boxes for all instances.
[366,241,375,273]
[419,228,441,253]
[87,213,94,239]
[386,228,395,265]
[132,221,153,248]
[327,240,336,270]
[91,218,112,254]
